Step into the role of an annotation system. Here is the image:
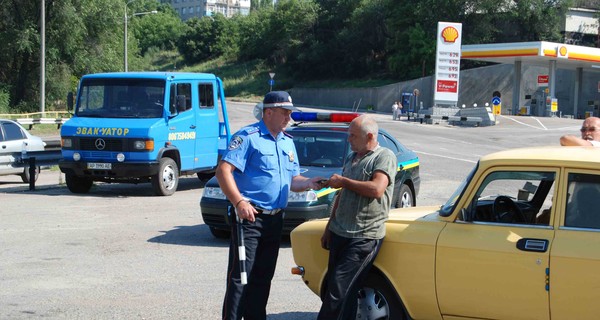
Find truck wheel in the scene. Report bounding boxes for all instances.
[20,166,40,183]
[357,273,408,320]
[152,157,179,196]
[394,184,414,208]
[65,174,93,194]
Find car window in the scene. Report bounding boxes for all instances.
[461,170,555,225]
[293,132,347,167]
[2,122,26,141]
[378,131,400,154]
[564,173,600,229]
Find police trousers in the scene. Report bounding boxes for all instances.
[317,232,383,320]
[222,207,284,320]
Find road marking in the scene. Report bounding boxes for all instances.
[499,115,547,130]
[413,150,477,163]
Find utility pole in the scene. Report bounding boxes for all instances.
[40,0,45,113]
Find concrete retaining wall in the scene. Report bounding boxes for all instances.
[290,64,600,118]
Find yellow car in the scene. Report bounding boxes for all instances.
[291,146,600,319]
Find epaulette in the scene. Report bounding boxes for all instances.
[241,126,260,135]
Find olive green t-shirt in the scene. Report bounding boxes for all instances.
[329,146,397,239]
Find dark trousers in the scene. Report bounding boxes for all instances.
[222,208,284,320]
[317,233,383,320]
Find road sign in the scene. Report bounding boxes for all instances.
[269,73,275,79]
[268,79,274,86]
[491,96,501,106]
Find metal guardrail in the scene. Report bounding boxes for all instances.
[16,118,69,129]
[0,112,70,129]
[5,149,62,190]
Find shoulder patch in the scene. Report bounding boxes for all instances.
[228,135,244,150]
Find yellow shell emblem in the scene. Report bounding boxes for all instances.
[441,27,459,43]
[559,46,567,56]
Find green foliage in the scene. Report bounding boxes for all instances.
[0,0,584,111]
[0,85,10,114]
[133,3,185,55]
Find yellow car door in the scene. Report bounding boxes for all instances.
[436,168,558,319]
[549,170,600,319]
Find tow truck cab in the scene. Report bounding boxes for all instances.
[59,72,231,196]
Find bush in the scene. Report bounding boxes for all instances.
[0,88,9,114]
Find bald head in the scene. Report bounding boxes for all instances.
[581,116,600,141]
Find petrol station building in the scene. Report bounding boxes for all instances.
[461,42,600,118]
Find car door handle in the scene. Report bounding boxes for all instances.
[516,238,549,252]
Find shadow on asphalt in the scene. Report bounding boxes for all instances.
[267,312,318,320]
[0,175,207,197]
[147,223,293,248]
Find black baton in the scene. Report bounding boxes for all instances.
[235,210,247,285]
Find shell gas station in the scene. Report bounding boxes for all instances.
[461,41,600,118]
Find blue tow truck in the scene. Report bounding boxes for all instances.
[59,72,231,196]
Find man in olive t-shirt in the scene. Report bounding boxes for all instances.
[318,115,397,320]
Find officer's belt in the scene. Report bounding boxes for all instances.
[253,204,283,215]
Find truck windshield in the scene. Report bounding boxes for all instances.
[76,78,165,118]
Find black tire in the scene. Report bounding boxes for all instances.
[151,157,179,196]
[394,184,414,208]
[357,273,408,320]
[197,172,215,181]
[65,174,93,194]
[20,166,40,183]
[209,227,230,239]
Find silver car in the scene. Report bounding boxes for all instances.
[0,119,46,182]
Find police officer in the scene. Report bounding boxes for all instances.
[217,91,324,320]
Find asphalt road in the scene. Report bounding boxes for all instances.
[0,102,582,319]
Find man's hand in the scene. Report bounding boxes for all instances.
[307,176,328,190]
[327,174,344,189]
[235,200,258,222]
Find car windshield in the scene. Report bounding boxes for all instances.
[439,163,478,216]
[76,78,165,118]
[292,131,348,168]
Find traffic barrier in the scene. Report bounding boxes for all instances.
[16,118,68,129]
[7,150,62,190]
[417,114,482,126]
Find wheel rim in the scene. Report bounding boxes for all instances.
[161,164,177,190]
[357,287,390,319]
[400,191,412,207]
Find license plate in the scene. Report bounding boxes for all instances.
[87,162,112,170]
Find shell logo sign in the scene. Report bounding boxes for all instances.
[559,46,568,57]
[434,22,462,105]
[441,26,459,43]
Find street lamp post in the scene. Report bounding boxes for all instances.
[124,1,157,72]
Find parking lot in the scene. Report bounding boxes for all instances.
[0,102,582,319]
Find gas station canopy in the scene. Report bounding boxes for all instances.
[461,41,600,116]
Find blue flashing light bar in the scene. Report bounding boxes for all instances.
[291,112,361,123]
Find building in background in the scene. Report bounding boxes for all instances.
[160,0,251,20]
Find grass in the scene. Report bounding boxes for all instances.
[151,51,397,101]
[27,125,62,138]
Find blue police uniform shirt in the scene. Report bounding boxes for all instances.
[223,120,300,210]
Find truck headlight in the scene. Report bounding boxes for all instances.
[62,138,72,148]
[133,140,154,151]
[203,187,227,200]
[288,190,318,202]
